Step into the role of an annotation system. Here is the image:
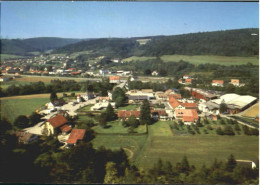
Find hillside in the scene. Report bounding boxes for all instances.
[1,37,83,55]
[53,28,259,57]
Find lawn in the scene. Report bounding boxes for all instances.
[0,97,49,123]
[14,76,87,83]
[92,120,147,134]
[117,104,140,111]
[77,104,93,112]
[123,55,259,66]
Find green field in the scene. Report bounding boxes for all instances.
[117,104,140,111]
[92,121,258,169]
[0,97,49,123]
[123,55,259,66]
[0,54,26,61]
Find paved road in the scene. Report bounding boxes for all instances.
[24,98,98,135]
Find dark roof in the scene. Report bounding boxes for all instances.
[52,99,66,106]
[128,95,148,100]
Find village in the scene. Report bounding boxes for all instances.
[14,74,258,149]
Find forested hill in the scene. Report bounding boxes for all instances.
[1,37,83,55]
[53,28,259,57]
[142,28,259,56]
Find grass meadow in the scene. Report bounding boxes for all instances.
[123,55,259,66]
[1,54,26,61]
[0,97,49,123]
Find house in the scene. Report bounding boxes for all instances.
[109,76,121,84]
[91,102,116,111]
[118,110,141,120]
[53,99,66,107]
[230,79,245,87]
[98,97,110,102]
[80,91,95,101]
[174,109,199,125]
[0,76,8,82]
[155,92,168,101]
[66,129,86,146]
[151,71,159,76]
[185,87,222,101]
[178,78,183,84]
[198,101,220,115]
[183,75,190,79]
[130,76,139,81]
[168,96,197,110]
[230,79,240,86]
[185,78,192,84]
[15,131,38,144]
[41,114,71,136]
[212,80,224,87]
[151,110,168,121]
[128,95,149,103]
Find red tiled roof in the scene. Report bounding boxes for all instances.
[212,80,224,84]
[118,110,141,118]
[168,96,181,109]
[185,78,192,83]
[99,97,110,101]
[60,124,72,133]
[181,102,197,108]
[109,76,120,80]
[67,129,86,144]
[175,109,198,122]
[231,79,239,83]
[48,114,68,128]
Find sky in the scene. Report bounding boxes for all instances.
[1,1,259,39]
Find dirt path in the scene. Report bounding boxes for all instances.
[123,147,134,160]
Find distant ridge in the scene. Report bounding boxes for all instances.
[53,28,259,57]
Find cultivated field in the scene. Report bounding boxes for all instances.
[1,54,26,61]
[123,55,259,66]
[91,121,258,169]
[0,97,49,123]
[241,103,259,117]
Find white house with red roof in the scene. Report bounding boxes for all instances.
[174,109,199,125]
[212,80,224,87]
[66,129,86,146]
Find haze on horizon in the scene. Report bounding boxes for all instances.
[1,1,259,39]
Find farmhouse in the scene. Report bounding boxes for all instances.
[41,114,71,136]
[174,109,199,125]
[212,80,224,87]
[66,129,86,146]
[198,101,220,115]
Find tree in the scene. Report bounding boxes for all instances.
[98,114,107,128]
[50,91,58,102]
[128,115,139,128]
[29,112,43,126]
[223,125,235,135]
[140,99,151,125]
[112,87,126,107]
[106,103,117,121]
[104,161,119,184]
[13,115,30,129]
[219,103,228,114]
[226,154,237,172]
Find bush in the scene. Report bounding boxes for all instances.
[122,120,129,128]
[223,125,235,136]
[206,125,213,130]
[216,127,224,135]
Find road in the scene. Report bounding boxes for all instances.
[220,114,258,130]
[24,97,98,135]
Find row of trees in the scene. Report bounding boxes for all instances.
[1,78,115,97]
